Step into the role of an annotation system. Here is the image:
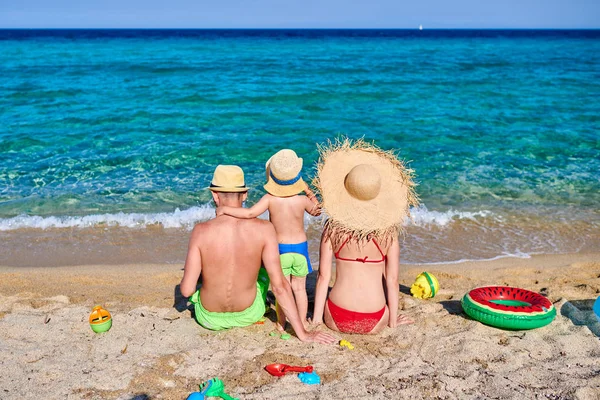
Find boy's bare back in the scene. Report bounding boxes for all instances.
[266,194,316,244]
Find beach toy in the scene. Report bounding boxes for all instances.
[298,371,321,385]
[410,272,439,299]
[186,393,205,400]
[280,333,291,340]
[197,378,238,400]
[594,296,600,322]
[89,305,112,333]
[265,363,314,377]
[461,286,556,330]
[339,339,354,350]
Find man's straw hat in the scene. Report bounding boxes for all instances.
[208,165,248,193]
[314,138,418,244]
[263,149,306,197]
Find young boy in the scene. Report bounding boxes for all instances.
[216,149,320,330]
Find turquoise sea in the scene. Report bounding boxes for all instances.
[0,29,599,266]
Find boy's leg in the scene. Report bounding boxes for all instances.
[275,274,292,332]
[291,275,308,329]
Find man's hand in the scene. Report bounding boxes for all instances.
[299,330,337,345]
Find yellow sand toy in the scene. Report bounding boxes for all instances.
[410,272,439,299]
[339,340,354,350]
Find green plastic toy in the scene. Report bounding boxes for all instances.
[199,378,238,400]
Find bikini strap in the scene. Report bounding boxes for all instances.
[334,237,386,263]
[372,239,387,261]
[334,237,351,259]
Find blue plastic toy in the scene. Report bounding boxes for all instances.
[186,393,205,400]
[594,296,600,321]
[298,371,321,385]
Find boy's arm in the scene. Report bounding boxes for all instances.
[303,184,321,216]
[311,234,333,325]
[385,238,400,328]
[261,223,336,345]
[180,225,202,298]
[217,195,270,219]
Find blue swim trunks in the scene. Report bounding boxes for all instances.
[278,241,313,276]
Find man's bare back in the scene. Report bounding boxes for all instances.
[184,216,270,313]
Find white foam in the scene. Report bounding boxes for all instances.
[407,205,494,227]
[403,251,534,266]
[0,205,217,231]
[0,203,495,231]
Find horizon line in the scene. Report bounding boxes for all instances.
[1,27,599,30]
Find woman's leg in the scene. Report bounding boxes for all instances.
[323,300,340,332]
[291,275,308,329]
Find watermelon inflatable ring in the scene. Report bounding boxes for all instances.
[461,286,556,330]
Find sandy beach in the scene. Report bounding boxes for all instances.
[1,253,599,399]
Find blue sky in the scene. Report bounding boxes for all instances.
[1,0,598,29]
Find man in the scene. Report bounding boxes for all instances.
[180,165,335,344]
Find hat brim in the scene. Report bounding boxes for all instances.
[263,177,306,197]
[208,186,248,193]
[314,138,418,242]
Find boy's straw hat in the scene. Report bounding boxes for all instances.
[264,149,306,197]
[208,165,248,193]
[314,138,418,244]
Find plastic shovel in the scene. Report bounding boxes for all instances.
[264,363,313,377]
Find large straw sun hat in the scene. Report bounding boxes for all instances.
[263,149,306,197]
[314,137,418,244]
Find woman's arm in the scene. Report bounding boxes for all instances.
[217,194,270,218]
[312,233,333,324]
[385,238,400,328]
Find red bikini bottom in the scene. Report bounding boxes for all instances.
[327,299,386,334]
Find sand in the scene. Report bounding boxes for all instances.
[1,253,599,399]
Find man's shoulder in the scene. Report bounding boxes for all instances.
[190,220,212,236]
[243,217,273,228]
[240,217,276,237]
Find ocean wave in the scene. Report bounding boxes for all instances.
[0,205,217,231]
[407,206,494,227]
[0,204,494,231]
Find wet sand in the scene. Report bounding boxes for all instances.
[1,253,599,399]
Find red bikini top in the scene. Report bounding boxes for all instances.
[334,237,386,263]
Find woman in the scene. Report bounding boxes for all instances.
[311,138,419,334]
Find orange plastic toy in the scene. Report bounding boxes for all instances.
[89,305,112,333]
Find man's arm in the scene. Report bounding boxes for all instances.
[217,195,270,218]
[180,225,203,298]
[261,222,336,345]
[311,234,332,325]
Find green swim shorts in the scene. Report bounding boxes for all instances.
[190,267,270,331]
[280,253,309,277]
